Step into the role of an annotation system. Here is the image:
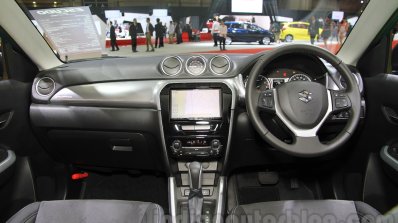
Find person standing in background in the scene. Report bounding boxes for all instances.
[155,18,164,48]
[163,23,167,44]
[211,17,220,47]
[129,18,139,52]
[338,18,349,45]
[168,21,175,44]
[316,17,323,42]
[175,21,183,44]
[270,21,281,44]
[219,20,227,51]
[308,16,319,45]
[145,18,155,52]
[321,17,332,50]
[109,21,119,51]
[187,23,193,41]
[330,20,338,42]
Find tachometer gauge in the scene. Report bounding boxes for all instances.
[186,56,206,76]
[256,75,271,91]
[289,74,312,82]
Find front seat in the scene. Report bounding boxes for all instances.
[7,200,164,223]
[228,200,381,223]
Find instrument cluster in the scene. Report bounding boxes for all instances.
[244,68,313,91]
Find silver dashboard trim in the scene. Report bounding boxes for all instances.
[51,78,239,111]
[380,146,398,172]
[168,177,177,223]
[158,111,172,175]
[51,81,163,109]
[215,176,226,223]
[0,150,16,174]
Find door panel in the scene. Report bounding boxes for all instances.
[355,74,398,212]
[0,80,35,155]
[0,29,40,221]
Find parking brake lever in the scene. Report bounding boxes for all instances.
[187,162,203,223]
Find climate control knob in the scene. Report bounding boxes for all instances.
[171,140,182,155]
[211,139,221,149]
[172,140,182,150]
[210,139,222,156]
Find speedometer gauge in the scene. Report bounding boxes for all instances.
[289,74,312,82]
[185,56,207,76]
[244,74,271,91]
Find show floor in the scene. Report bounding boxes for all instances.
[106,40,340,58]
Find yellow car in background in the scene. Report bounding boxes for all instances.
[280,21,322,42]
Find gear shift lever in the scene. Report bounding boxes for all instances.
[187,162,203,223]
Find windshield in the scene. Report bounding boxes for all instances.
[16,0,369,62]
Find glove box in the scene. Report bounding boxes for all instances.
[46,130,164,171]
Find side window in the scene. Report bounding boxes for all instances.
[231,24,241,29]
[252,24,261,31]
[0,28,37,82]
[247,24,257,30]
[289,24,298,28]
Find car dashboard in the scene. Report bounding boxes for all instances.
[29,52,365,173]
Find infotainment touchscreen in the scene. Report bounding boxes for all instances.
[170,89,222,120]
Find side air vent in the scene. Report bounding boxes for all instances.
[209,55,231,75]
[36,77,56,96]
[161,56,183,76]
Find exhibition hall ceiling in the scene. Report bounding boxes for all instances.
[18,0,366,14]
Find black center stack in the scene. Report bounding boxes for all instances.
[160,83,233,223]
[160,83,232,161]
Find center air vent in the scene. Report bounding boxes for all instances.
[209,55,231,75]
[36,77,55,96]
[161,56,183,76]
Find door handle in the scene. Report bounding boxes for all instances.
[0,111,13,129]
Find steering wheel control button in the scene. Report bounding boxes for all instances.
[331,90,352,112]
[335,98,348,108]
[258,90,275,112]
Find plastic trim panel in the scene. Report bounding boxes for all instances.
[0,150,16,174]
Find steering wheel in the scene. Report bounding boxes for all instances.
[246,44,361,157]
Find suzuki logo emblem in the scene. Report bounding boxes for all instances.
[298,90,312,103]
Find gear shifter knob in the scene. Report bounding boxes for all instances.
[188,162,202,190]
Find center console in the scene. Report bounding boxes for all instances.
[160,83,232,160]
[160,83,233,223]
